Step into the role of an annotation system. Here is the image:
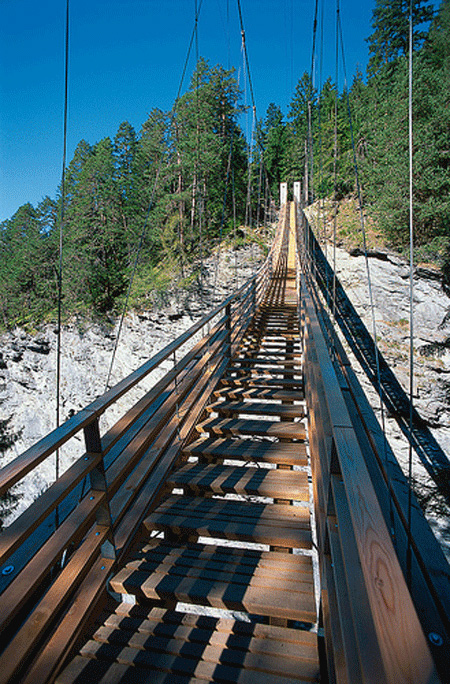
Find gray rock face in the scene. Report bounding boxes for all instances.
[333,246,450,559]
[0,245,263,519]
[1,240,449,558]
[334,248,450,434]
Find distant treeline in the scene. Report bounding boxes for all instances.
[265,0,449,259]
[1,0,449,329]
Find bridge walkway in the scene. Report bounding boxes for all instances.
[1,202,447,684]
[56,208,321,683]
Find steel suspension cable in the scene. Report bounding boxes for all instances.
[407,0,415,587]
[332,0,339,322]
[307,0,320,208]
[105,1,204,391]
[236,0,256,115]
[319,0,326,258]
[55,0,70,496]
[337,12,396,543]
[194,0,205,307]
[213,123,235,295]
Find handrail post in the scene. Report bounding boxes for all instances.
[84,419,116,560]
[225,302,232,359]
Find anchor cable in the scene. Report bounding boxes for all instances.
[55,0,70,488]
[406,0,415,587]
[105,1,204,391]
[337,10,396,543]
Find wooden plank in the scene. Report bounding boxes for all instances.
[0,526,109,684]
[144,496,311,549]
[145,507,311,543]
[135,540,313,574]
[328,480,384,683]
[57,655,208,684]
[111,566,315,622]
[98,618,318,662]
[168,463,309,500]
[89,625,319,679]
[0,451,102,568]
[152,495,310,525]
[110,604,317,646]
[233,357,302,366]
[220,376,304,389]
[240,342,302,351]
[228,365,302,377]
[333,425,439,683]
[56,657,122,684]
[113,355,230,561]
[112,562,311,601]
[0,489,104,635]
[21,556,115,684]
[207,400,305,419]
[197,416,306,441]
[214,386,305,402]
[77,641,316,684]
[236,350,303,359]
[112,556,316,621]
[114,547,313,592]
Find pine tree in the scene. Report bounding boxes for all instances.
[114,121,140,249]
[367,0,434,74]
[362,0,449,250]
[287,72,316,197]
[262,104,288,197]
[63,138,128,312]
[0,203,57,327]
[170,59,246,253]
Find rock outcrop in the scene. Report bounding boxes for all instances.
[1,240,449,557]
[332,246,450,557]
[0,245,263,518]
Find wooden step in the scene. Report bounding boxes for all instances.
[214,386,305,402]
[110,541,315,622]
[227,365,302,377]
[197,416,306,441]
[221,375,304,390]
[168,463,309,500]
[207,400,305,419]
[240,338,301,347]
[232,356,302,367]
[57,605,319,683]
[184,437,308,466]
[252,333,299,341]
[236,351,302,359]
[144,495,311,550]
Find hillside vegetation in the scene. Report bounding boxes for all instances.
[0,0,448,330]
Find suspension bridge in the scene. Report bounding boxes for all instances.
[0,196,449,683]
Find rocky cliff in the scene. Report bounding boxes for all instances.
[1,241,449,556]
[333,245,450,556]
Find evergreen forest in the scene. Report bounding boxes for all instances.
[1,0,449,330]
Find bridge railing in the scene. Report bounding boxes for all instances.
[295,203,449,682]
[0,220,285,684]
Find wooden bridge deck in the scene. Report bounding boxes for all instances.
[1,201,448,684]
[56,219,321,683]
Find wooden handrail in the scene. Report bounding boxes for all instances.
[0,274,261,497]
[295,201,446,683]
[0,214,286,684]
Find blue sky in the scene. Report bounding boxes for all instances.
[0,0,374,222]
